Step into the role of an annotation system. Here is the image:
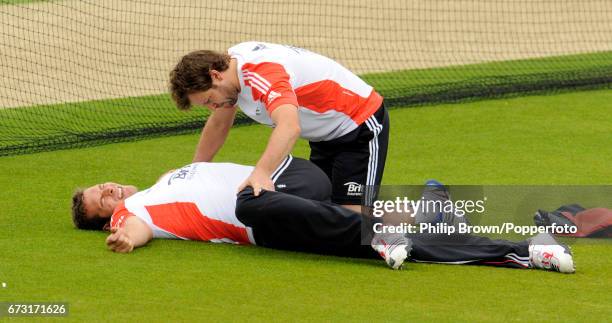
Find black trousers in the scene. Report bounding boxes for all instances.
[237,158,531,269]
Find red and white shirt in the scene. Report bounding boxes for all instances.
[110,162,256,245]
[229,42,383,142]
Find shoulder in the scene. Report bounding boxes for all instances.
[110,201,134,229]
[229,42,292,64]
[228,41,266,56]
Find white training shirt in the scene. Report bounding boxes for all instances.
[229,41,383,142]
[110,162,256,244]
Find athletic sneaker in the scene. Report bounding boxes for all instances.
[528,233,575,273]
[371,233,412,270]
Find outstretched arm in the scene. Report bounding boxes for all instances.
[193,106,237,162]
[106,216,153,253]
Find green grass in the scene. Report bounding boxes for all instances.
[2,51,611,156]
[1,89,611,321]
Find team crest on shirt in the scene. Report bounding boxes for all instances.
[168,164,198,185]
[252,43,267,51]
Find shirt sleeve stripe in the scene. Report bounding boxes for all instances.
[245,77,269,96]
[245,75,270,93]
[246,71,272,87]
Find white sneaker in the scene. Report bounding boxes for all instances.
[529,233,575,274]
[371,233,412,270]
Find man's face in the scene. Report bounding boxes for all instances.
[187,70,239,111]
[82,182,138,220]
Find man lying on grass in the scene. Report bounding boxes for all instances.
[70,156,575,273]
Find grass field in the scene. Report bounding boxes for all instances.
[1,89,611,321]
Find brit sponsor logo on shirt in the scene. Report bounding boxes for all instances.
[344,182,363,196]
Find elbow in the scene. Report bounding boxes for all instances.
[279,121,300,140]
[292,124,301,139]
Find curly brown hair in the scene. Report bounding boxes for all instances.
[169,50,231,110]
[71,189,107,231]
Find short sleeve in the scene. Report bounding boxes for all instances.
[242,62,298,113]
[110,201,135,229]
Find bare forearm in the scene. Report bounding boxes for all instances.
[256,122,300,174]
[125,230,152,249]
[193,108,236,162]
[193,125,228,162]
[236,104,300,195]
[107,217,153,253]
[123,217,153,249]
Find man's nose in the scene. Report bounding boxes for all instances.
[102,186,115,196]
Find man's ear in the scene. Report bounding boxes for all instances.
[103,222,111,232]
[210,69,222,81]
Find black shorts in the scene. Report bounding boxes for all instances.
[308,103,389,205]
[270,155,332,202]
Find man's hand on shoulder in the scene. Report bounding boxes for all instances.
[106,227,134,253]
